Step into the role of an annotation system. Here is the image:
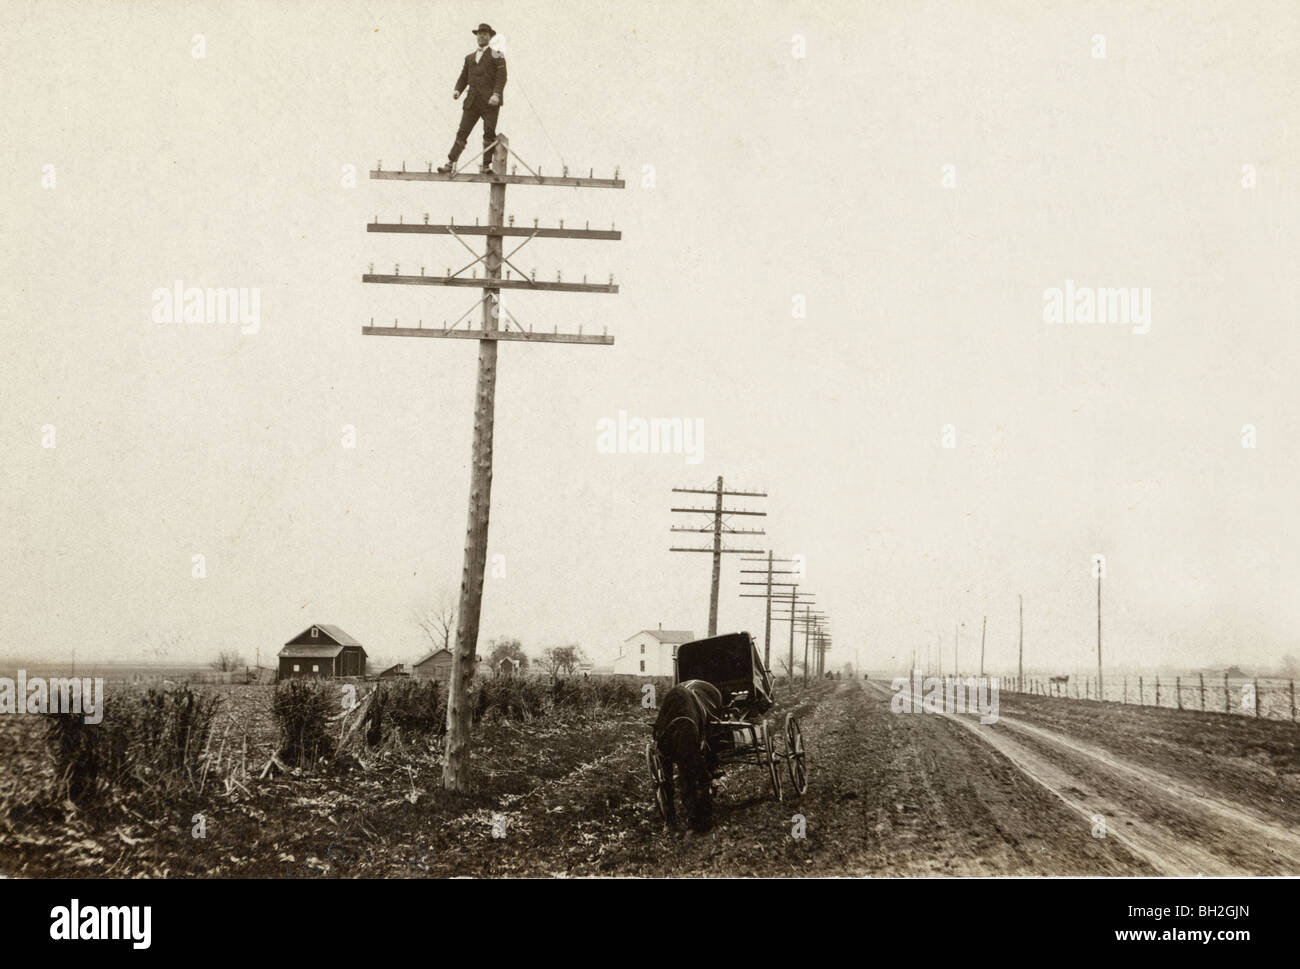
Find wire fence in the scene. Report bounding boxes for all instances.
[999,672,1298,722]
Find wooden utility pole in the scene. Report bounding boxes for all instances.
[769,587,815,681]
[362,137,623,791]
[739,552,798,669]
[804,606,813,683]
[979,615,986,676]
[814,626,833,677]
[774,607,826,684]
[670,478,766,636]
[1097,574,1103,701]
[1018,594,1023,683]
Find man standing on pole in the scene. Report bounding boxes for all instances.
[437,23,507,174]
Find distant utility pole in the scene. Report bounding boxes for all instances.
[804,607,814,683]
[1018,594,1024,683]
[979,615,986,676]
[362,136,624,792]
[814,626,833,677]
[1097,574,1103,700]
[770,586,815,682]
[775,606,826,685]
[739,551,798,669]
[813,620,831,678]
[670,477,766,636]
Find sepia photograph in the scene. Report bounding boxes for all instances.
[1,0,1295,948]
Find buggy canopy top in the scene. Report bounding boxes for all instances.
[675,632,774,715]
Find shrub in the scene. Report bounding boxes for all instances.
[45,685,220,803]
[363,680,446,745]
[467,674,642,721]
[272,679,336,767]
[472,676,548,722]
[593,677,639,708]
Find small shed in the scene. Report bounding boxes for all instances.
[279,625,368,679]
[413,649,481,682]
[377,663,408,678]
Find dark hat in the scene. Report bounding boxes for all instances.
[472,23,496,37]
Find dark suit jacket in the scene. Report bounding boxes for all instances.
[454,46,507,108]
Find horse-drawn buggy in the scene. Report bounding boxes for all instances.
[645,631,807,830]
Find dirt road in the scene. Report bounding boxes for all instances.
[871,684,1300,876]
[442,677,1298,876]
[6,677,1296,876]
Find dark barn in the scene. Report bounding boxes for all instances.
[278,624,368,679]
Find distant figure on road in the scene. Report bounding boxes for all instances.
[437,23,508,174]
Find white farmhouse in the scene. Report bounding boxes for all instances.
[614,626,695,677]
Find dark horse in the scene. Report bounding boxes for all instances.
[652,679,722,831]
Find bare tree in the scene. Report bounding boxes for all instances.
[413,597,456,653]
[539,644,584,678]
[558,643,586,676]
[210,650,244,672]
[537,647,562,679]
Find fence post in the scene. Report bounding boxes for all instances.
[1199,673,1205,711]
[1155,675,1160,708]
[1123,676,1127,704]
[1176,675,1182,711]
[1254,678,1261,718]
[1139,676,1143,706]
[1224,672,1230,714]
[1290,680,1295,722]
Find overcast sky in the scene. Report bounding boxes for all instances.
[3,0,1298,674]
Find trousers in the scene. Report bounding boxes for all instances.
[449,100,500,167]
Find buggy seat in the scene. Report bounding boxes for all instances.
[675,632,775,719]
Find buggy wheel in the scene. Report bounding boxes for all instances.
[784,713,807,795]
[763,721,783,801]
[646,741,670,820]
